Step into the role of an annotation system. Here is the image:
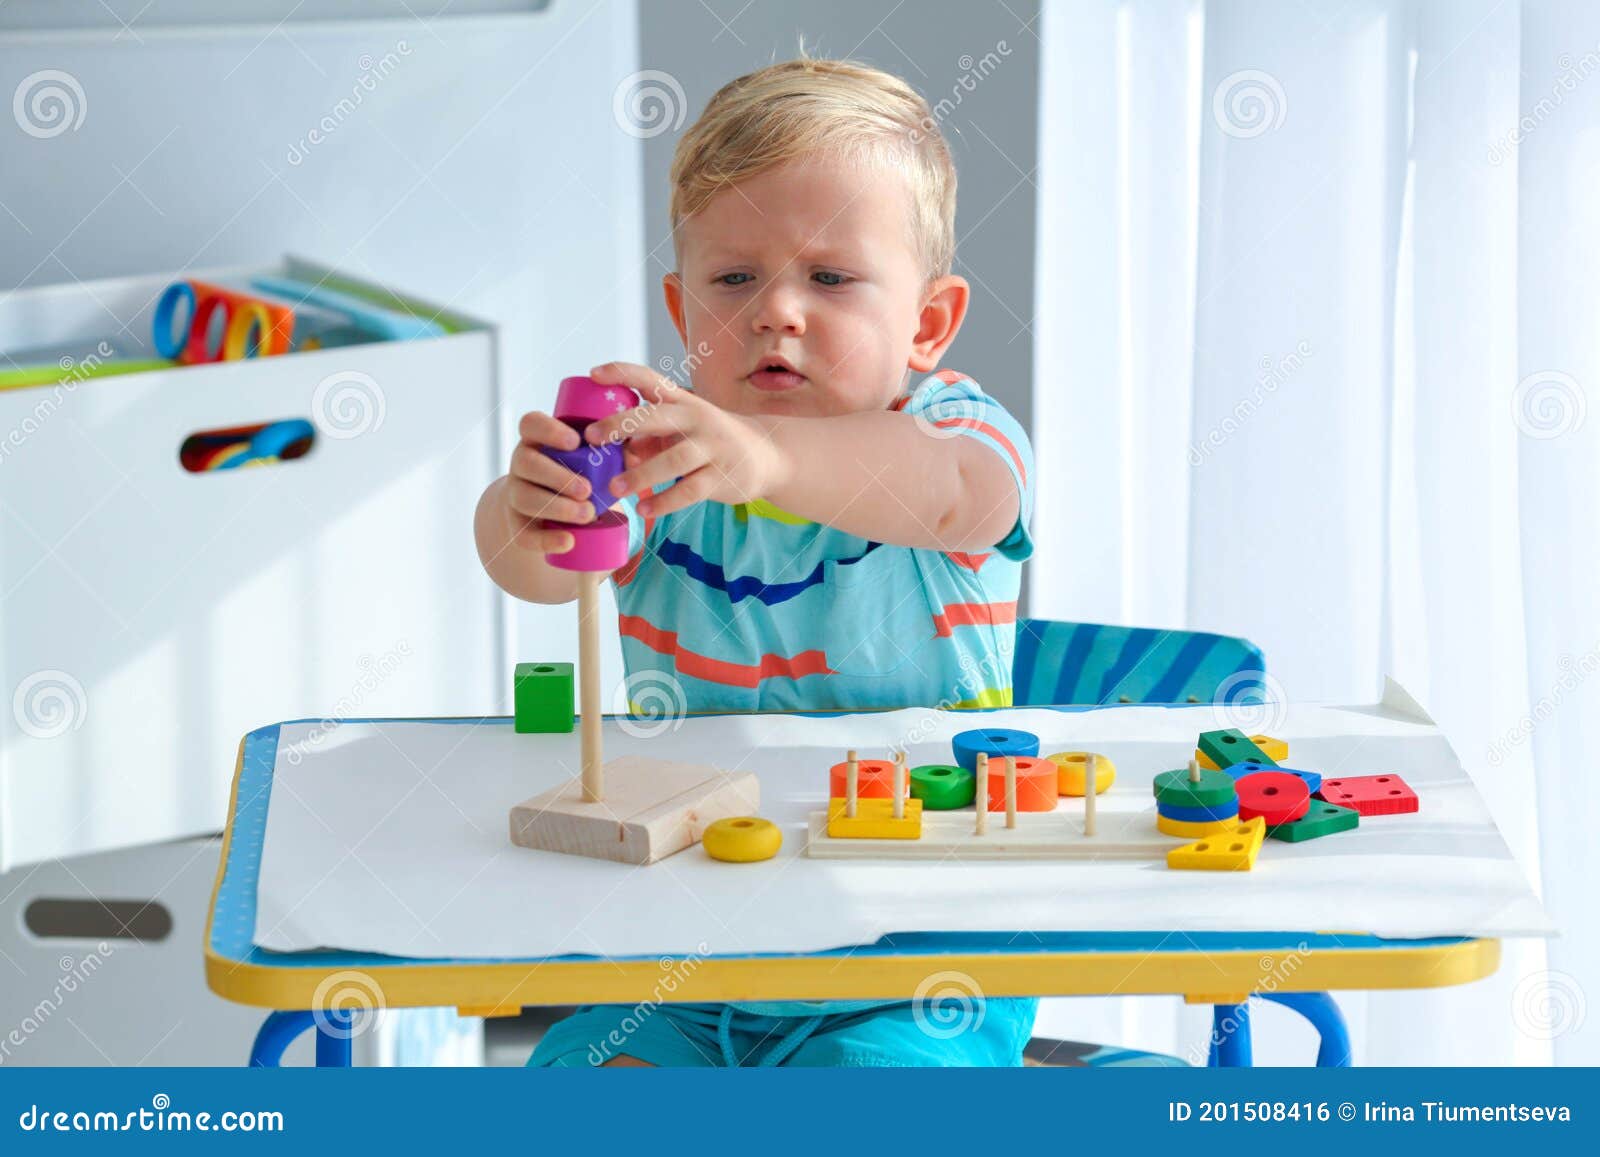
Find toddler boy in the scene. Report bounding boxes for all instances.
[476,57,1037,1067]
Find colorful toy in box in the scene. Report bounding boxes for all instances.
[152,276,446,366]
[178,418,315,472]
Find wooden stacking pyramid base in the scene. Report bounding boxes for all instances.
[805,806,1177,860]
[509,755,760,865]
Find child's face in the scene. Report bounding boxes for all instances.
[664,153,954,419]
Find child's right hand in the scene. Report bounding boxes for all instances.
[502,410,598,555]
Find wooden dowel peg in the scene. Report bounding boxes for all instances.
[1004,756,1018,828]
[1188,757,1201,784]
[893,751,906,819]
[975,752,989,834]
[846,749,859,818]
[1084,753,1098,837]
[577,571,604,802]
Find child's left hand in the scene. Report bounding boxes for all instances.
[582,362,786,518]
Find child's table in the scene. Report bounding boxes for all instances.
[206,696,1532,1067]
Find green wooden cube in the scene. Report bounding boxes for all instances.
[514,662,574,733]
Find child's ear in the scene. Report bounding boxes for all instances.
[663,273,690,346]
[908,275,970,373]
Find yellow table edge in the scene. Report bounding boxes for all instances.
[205,723,1503,1016]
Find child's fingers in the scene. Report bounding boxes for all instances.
[517,409,581,451]
[508,517,575,555]
[509,444,592,502]
[588,362,688,408]
[612,438,708,501]
[505,475,596,526]
[638,468,716,519]
[623,434,673,471]
[585,397,699,447]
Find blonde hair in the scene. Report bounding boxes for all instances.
[668,57,957,279]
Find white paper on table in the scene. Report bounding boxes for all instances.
[253,679,1555,958]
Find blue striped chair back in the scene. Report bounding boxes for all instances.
[1012,620,1266,707]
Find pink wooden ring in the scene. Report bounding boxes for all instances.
[541,510,631,572]
[554,376,641,425]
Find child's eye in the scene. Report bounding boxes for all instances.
[813,271,850,287]
[715,272,753,287]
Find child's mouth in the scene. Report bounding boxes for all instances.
[748,364,807,391]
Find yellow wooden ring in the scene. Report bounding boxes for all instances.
[1157,813,1235,838]
[1196,735,1287,770]
[702,816,781,862]
[223,302,273,360]
[1047,751,1116,796]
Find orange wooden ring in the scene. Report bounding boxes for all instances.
[828,758,902,800]
[184,281,294,363]
[982,755,1057,812]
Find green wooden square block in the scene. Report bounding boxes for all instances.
[1197,727,1277,770]
[514,662,574,733]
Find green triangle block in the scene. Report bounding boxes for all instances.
[1267,801,1360,842]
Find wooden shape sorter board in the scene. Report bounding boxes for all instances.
[510,756,760,865]
[805,803,1178,860]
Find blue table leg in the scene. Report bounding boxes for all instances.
[1210,1002,1252,1067]
[1260,992,1351,1067]
[316,1010,354,1067]
[248,1010,356,1067]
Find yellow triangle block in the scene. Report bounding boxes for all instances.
[1166,817,1266,871]
[826,796,923,839]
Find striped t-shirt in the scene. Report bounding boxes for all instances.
[609,369,1035,714]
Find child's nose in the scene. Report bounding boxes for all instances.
[751,287,806,335]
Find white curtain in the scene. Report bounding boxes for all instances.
[1033,0,1597,1065]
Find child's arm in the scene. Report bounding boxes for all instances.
[583,363,1022,554]
[474,477,582,604]
[746,410,1019,553]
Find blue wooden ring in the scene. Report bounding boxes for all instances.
[951,727,1040,772]
[1156,798,1241,823]
[153,281,196,359]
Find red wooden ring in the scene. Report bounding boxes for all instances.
[1234,770,1310,825]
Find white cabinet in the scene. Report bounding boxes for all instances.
[0,260,502,870]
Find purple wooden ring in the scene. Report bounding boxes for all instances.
[541,439,625,514]
[541,509,631,572]
[554,376,640,425]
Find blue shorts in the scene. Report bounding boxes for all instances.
[527,998,1038,1068]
